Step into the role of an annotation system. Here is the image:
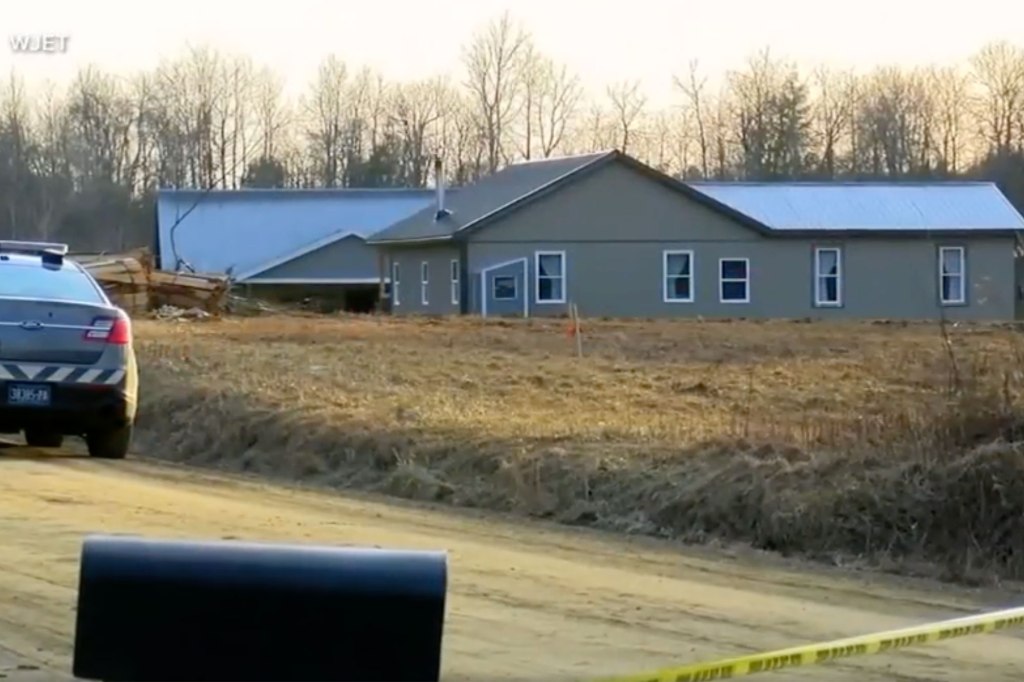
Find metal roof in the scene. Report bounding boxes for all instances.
[366,152,614,243]
[687,182,1024,232]
[156,188,437,277]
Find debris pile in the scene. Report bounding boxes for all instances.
[77,248,231,316]
[152,304,214,322]
[223,294,281,316]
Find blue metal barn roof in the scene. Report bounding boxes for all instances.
[155,188,437,277]
[687,182,1024,232]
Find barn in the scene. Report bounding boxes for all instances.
[155,187,438,312]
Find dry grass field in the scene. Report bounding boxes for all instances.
[132,313,1024,582]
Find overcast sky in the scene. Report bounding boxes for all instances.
[3,0,1022,105]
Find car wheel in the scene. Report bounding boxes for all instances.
[24,429,64,448]
[86,423,132,460]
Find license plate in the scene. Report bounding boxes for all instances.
[7,383,51,407]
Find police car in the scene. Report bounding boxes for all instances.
[0,241,138,458]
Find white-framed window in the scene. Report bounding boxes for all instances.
[663,250,694,303]
[534,251,566,304]
[391,261,401,306]
[939,246,966,305]
[450,259,460,305]
[813,247,842,307]
[420,261,429,305]
[493,275,517,300]
[719,258,749,303]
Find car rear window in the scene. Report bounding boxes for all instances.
[0,262,106,303]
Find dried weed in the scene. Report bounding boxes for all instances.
[132,314,1024,581]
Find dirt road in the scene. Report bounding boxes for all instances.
[0,445,1022,682]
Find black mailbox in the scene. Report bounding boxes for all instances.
[72,534,448,681]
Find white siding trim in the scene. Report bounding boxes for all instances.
[718,257,750,304]
[392,261,401,306]
[480,257,529,318]
[938,245,966,305]
[534,250,567,305]
[813,247,843,307]
[492,274,518,300]
[420,261,429,306]
[450,259,460,306]
[662,249,695,303]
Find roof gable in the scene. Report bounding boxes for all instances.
[366,152,617,243]
[687,182,1024,233]
[156,188,435,277]
[367,151,777,244]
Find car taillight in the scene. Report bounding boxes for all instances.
[85,315,131,345]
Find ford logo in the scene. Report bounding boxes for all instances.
[19,320,43,330]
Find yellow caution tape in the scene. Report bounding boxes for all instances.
[593,605,1024,682]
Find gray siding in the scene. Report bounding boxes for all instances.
[387,244,461,315]
[250,235,380,281]
[465,162,1016,320]
[470,259,527,317]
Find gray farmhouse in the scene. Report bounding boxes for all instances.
[366,150,1024,320]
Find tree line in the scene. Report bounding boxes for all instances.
[1,11,1023,252]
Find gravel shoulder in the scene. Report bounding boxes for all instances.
[0,447,1022,681]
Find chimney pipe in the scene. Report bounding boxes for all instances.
[434,156,446,220]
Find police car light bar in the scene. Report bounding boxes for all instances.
[0,240,70,257]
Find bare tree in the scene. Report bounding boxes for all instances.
[187,47,222,187]
[462,11,532,171]
[252,66,289,161]
[515,47,581,160]
[344,68,397,187]
[33,83,70,178]
[931,66,972,174]
[364,70,390,153]
[728,48,811,179]
[437,91,487,184]
[674,60,711,177]
[639,110,683,172]
[302,55,348,186]
[151,46,225,188]
[149,56,191,187]
[0,75,35,238]
[64,67,135,186]
[710,86,734,179]
[854,67,937,177]
[223,55,256,189]
[389,77,452,186]
[517,43,540,160]
[126,73,159,193]
[606,79,647,153]
[531,56,582,158]
[671,106,702,177]
[969,41,1024,155]
[31,83,72,238]
[810,66,853,177]
[571,101,617,152]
